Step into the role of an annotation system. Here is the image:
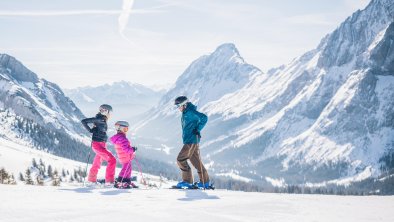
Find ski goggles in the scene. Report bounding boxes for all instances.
[100,109,112,116]
[175,100,188,108]
[115,125,128,132]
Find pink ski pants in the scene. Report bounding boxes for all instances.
[88,141,116,183]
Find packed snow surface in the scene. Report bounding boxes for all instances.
[1,184,393,222]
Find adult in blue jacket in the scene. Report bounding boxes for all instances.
[174,96,211,189]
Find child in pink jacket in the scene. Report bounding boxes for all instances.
[110,121,138,189]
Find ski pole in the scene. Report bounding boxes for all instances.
[134,157,147,187]
[83,151,91,185]
[197,135,206,190]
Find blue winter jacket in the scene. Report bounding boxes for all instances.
[181,102,208,144]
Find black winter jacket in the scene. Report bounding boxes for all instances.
[81,113,108,142]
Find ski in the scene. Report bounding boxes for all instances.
[169,185,199,190]
[169,184,215,190]
[82,179,115,189]
[114,182,139,189]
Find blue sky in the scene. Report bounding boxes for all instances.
[0,0,370,89]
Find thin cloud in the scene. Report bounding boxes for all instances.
[0,9,160,17]
[283,14,334,26]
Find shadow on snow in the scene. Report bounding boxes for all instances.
[58,187,131,196]
[176,190,220,201]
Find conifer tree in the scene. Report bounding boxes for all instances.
[32,158,38,168]
[19,172,25,181]
[0,168,9,184]
[52,170,60,186]
[39,159,46,175]
[47,165,53,178]
[9,174,17,185]
[25,168,34,185]
[36,175,44,186]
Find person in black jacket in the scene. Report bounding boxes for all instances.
[81,104,116,185]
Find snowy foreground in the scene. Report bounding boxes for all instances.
[1,184,393,222]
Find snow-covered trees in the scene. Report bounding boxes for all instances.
[18,158,70,186]
[12,116,90,162]
[0,168,16,185]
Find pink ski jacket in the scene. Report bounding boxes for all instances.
[110,132,135,164]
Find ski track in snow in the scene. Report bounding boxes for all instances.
[0,184,393,222]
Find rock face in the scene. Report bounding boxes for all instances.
[370,22,394,75]
[134,0,394,184]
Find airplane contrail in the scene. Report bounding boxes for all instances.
[118,0,135,44]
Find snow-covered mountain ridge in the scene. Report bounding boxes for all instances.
[132,43,262,162]
[0,54,91,161]
[0,54,86,137]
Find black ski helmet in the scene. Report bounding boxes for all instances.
[99,104,113,112]
[174,96,188,106]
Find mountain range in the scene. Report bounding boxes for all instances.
[133,0,394,185]
[1,0,393,187]
[64,81,164,121]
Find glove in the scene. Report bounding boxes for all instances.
[193,128,201,138]
[89,127,97,134]
[132,146,137,152]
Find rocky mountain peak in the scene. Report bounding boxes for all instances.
[0,54,39,83]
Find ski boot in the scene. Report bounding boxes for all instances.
[130,182,139,188]
[114,181,138,189]
[104,181,115,188]
[172,181,195,189]
[196,181,215,190]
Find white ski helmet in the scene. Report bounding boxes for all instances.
[115,120,129,132]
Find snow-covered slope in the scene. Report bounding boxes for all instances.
[0,135,164,187]
[65,81,164,120]
[1,184,393,222]
[0,137,86,179]
[1,127,393,222]
[133,0,394,184]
